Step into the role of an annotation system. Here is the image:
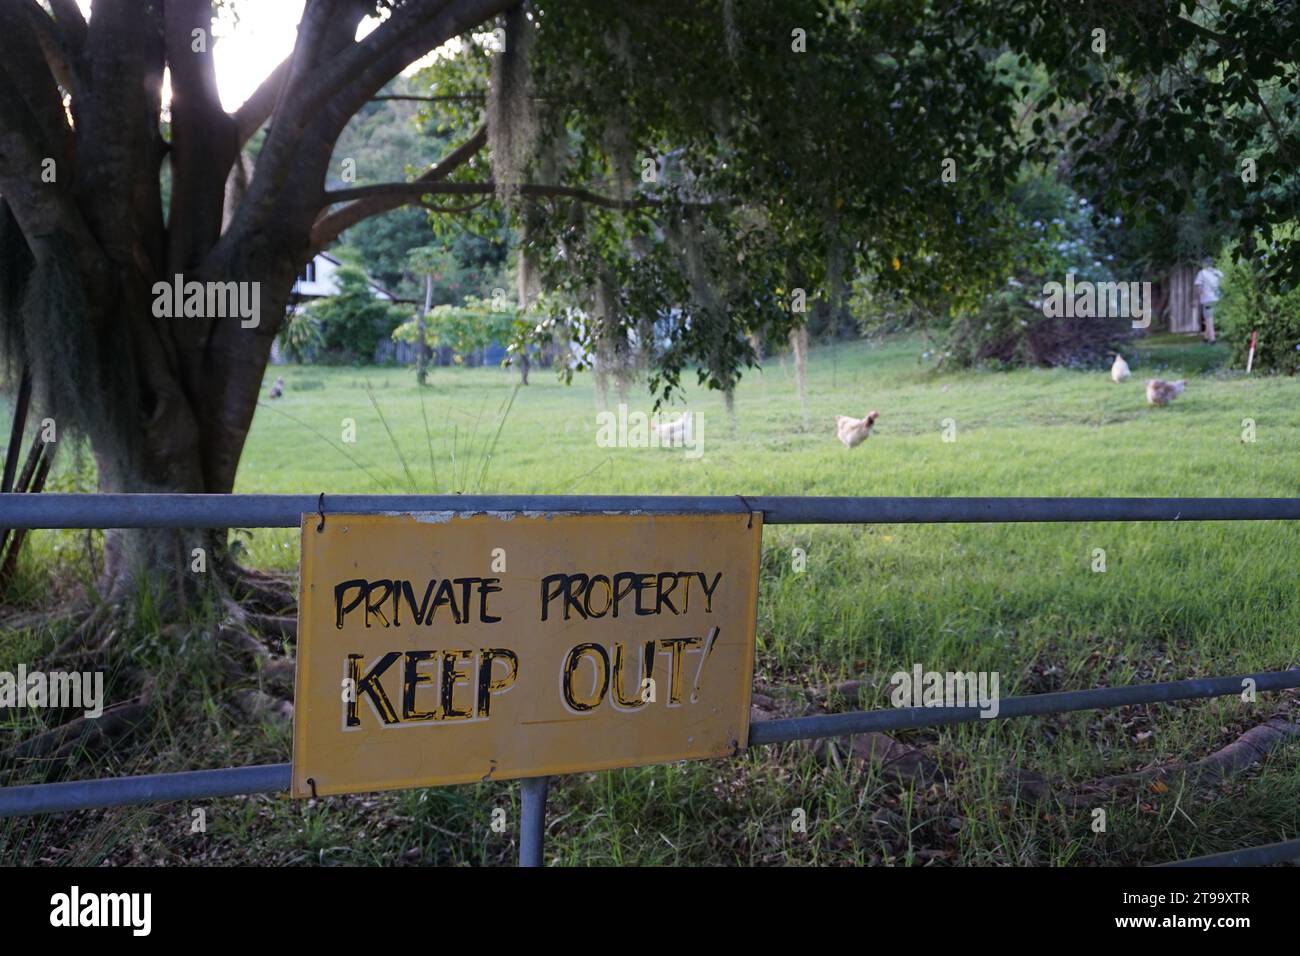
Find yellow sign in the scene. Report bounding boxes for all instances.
[291,512,762,797]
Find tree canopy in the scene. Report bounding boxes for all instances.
[0,0,1294,522]
[394,0,1298,399]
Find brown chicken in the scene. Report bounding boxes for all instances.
[1145,379,1186,406]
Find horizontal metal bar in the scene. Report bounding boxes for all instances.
[0,494,1297,529]
[747,669,1300,745]
[5,668,1297,817]
[1161,837,1300,867]
[0,764,291,817]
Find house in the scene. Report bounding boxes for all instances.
[288,250,397,307]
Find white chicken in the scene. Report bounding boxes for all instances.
[1110,354,1130,382]
[651,410,693,446]
[1145,379,1186,406]
[835,410,879,448]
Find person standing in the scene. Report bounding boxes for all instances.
[1193,256,1223,343]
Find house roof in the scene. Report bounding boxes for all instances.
[302,250,411,303]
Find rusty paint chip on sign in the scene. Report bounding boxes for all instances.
[291,512,761,797]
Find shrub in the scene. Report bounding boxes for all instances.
[307,264,409,364]
[907,175,1137,370]
[392,295,519,365]
[276,310,323,363]
[940,282,1136,370]
[1215,256,1300,374]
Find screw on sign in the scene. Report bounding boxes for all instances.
[291,512,762,796]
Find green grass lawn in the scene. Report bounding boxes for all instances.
[3,332,1298,866]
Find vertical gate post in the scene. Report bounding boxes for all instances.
[518,775,551,867]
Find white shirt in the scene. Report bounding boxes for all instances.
[1194,267,1222,304]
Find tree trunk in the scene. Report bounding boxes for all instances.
[516,244,540,387]
[790,325,809,420]
[0,0,520,608]
[91,266,296,603]
[416,272,432,385]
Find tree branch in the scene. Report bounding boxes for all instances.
[0,3,74,167]
[73,0,167,269]
[1243,84,1297,163]
[370,93,485,102]
[45,0,86,53]
[304,0,516,150]
[309,124,487,251]
[166,0,238,274]
[1173,14,1295,81]
[417,198,492,214]
[22,1,78,96]
[231,58,289,148]
[0,5,100,279]
[220,0,373,245]
[323,180,662,209]
[0,84,106,341]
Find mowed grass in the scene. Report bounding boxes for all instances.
[2,333,1298,866]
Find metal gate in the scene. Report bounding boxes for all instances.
[1,494,1298,867]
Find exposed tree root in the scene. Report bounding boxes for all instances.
[247,613,298,643]
[216,625,294,694]
[0,569,120,655]
[225,562,297,615]
[1036,716,1300,809]
[752,677,1300,801]
[220,594,296,647]
[4,677,155,764]
[232,689,293,724]
[50,601,118,662]
[0,545,306,773]
[5,620,296,769]
[0,603,87,636]
[219,623,296,724]
[750,681,943,785]
[813,731,942,784]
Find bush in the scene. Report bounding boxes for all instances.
[940,282,1136,370]
[307,264,410,364]
[392,295,519,366]
[276,310,323,363]
[892,174,1137,370]
[1215,256,1300,374]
